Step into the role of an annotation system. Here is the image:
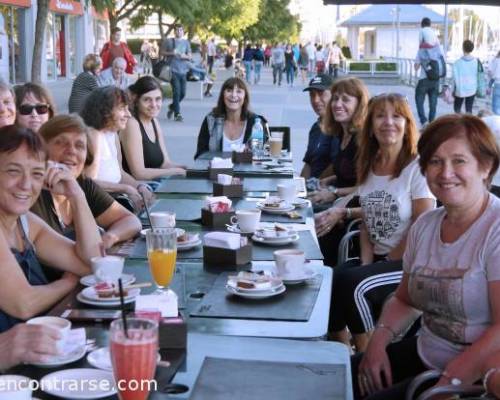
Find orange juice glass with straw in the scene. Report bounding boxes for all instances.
[146,228,177,294]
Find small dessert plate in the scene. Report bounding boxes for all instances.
[252,234,300,246]
[280,267,318,285]
[87,347,161,371]
[226,277,283,293]
[140,227,185,238]
[80,287,140,302]
[226,283,286,299]
[292,198,308,207]
[31,344,86,368]
[80,273,135,287]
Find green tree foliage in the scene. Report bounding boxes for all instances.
[241,0,301,44]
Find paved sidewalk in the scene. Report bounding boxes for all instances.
[46,68,471,172]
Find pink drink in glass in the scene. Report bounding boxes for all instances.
[110,318,158,400]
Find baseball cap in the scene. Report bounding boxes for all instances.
[303,74,333,92]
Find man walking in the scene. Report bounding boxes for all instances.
[327,42,344,78]
[160,24,192,122]
[271,43,285,86]
[207,38,216,75]
[414,40,444,127]
[100,26,136,74]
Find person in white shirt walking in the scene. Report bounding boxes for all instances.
[207,38,216,75]
[328,42,344,78]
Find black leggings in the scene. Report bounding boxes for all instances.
[453,95,475,113]
[351,336,429,400]
[329,259,403,334]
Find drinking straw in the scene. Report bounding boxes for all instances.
[118,278,129,338]
[140,190,153,228]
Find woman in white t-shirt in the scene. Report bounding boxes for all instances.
[329,94,435,352]
[80,86,154,211]
[194,77,269,159]
[354,114,500,400]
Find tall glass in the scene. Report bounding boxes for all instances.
[146,228,177,294]
[269,131,283,159]
[110,318,158,400]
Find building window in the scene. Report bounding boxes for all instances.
[0,5,25,83]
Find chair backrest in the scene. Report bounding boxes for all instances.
[269,126,291,151]
[337,218,362,267]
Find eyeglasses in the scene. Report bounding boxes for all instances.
[19,104,50,115]
[369,93,408,104]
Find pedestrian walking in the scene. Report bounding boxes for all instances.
[452,40,479,114]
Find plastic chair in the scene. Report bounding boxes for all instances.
[405,370,485,400]
[269,126,291,151]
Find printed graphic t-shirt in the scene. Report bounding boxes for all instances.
[357,158,433,255]
[403,194,500,370]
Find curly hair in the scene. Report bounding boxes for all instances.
[357,94,419,184]
[321,77,369,137]
[80,86,128,130]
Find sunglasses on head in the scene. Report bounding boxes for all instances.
[369,93,408,104]
[19,104,50,115]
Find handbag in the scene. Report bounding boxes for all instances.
[153,58,171,82]
[477,59,487,98]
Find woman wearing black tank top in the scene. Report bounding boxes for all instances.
[121,76,186,180]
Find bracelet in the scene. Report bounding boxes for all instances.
[327,186,338,196]
[345,208,352,220]
[484,367,500,394]
[376,323,397,339]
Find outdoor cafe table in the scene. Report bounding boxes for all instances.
[12,332,352,400]
[48,260,332,340]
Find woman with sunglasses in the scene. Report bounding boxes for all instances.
[329,93,435,352]
[80,86,154,211]
[121,76,186,180]
[0,126,99,333]
[14,83,56,133]
[310,77,369,267]
[0,81,16,128]
[32,114,141,256]
[353,114,500,400]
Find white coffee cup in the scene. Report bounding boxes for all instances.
[217,174,233,185]
[91,255,124,283]
[150,211,176,228]
[0,375,33,399]
[27,316,72,353]
[277,182,297,203]
[274,249,305,277]
[230,209,261,233]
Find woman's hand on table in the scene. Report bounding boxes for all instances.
[314,208,343,237]
[101,231,120,250]
[137,184,155,206]
[169,167,187,177]
[0,323,61,370]
[309,189,336,204]
[124,186,144,210]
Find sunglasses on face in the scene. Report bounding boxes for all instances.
[19,104,50,115]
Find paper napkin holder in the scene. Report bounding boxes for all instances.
[159,314,187,349]
[231,151,253,164]
[213,182,243,198]
[208,167,233,181]
[201,208,235,229]
[203,243,252,267]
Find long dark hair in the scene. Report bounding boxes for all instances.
[212,77,250,120]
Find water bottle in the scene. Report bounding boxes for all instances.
[251,117,264,156]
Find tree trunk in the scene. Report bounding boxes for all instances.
[31,0,49,83]
[157,10,164,38]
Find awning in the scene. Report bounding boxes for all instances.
[49,0,84,15]
[0,0,31,7]
[324,1,500,4]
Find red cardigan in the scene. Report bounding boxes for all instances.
[100,41,137,74]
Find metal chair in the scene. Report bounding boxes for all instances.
[405,370,485,400]
[337,218,362,267]
[269,126,291,151]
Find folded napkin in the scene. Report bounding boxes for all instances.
[205,196,232,213]
[210,157,233,168]
[136,292,178,318]
[204,232,241,250]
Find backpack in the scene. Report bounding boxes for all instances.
[423,53,446,81]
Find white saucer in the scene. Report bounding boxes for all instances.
[80,273,135,287]
[76,292,137,307]
[41,368,116,399]
[252,234,299,246]
[256,202,295,214]
[226,224,255,234]
[140,227,185,238]
[227,278,283,293]
[30,344,86,368]
[80,287,140,303]
[292,198,308,207]
[87,347,161,371]
[177,238,202,251]
[226,283,286,299]
[280,267,318,284]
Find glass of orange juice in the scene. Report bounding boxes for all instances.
[146,228,177,295]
